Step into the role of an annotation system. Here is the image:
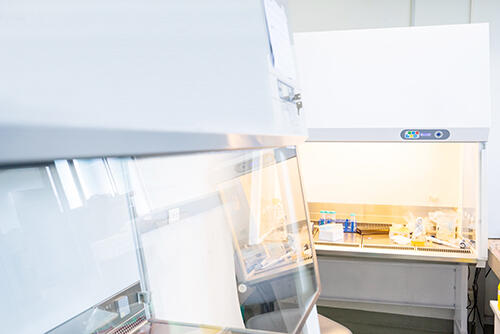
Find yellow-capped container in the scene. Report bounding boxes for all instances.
[498,282,500,311]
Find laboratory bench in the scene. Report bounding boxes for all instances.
[311,223,472,334]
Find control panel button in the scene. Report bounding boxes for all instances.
[400,129,449,140]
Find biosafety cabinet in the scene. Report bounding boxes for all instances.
[294,24,490,334]
[294,23,491,265]
[0,1,320,334]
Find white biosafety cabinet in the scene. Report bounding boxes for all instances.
[295,23,490,264]
[0,2,322,334]
[294,24,491,334]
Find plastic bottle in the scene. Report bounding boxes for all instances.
[344,219,350,232]
[327,211,334,224]
[350,213,357,232]
[319,211,326,225]
[498,282,500,311]
[330,211,337,224]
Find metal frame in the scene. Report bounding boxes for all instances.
[292,144,322,334]
[478,142,489,265]
[306,127,489,143]
[0,124,306,166]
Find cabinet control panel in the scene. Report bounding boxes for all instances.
[401,129,450,140]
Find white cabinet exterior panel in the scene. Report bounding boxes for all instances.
[0,0,306,164]
[294,24,491,140]
[318,257,457,308]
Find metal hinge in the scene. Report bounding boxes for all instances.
[137,291,151,304]
[294,93,303,115]
[295,100,303,114]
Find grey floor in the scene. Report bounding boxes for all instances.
[317,306,492,334]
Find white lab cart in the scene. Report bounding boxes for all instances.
[490,301,500,334]
[294,23,491,334]
[0,1,322,334]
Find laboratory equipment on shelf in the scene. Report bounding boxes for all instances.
[318,210,336,225]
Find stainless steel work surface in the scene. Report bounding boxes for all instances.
[313,226,476,263]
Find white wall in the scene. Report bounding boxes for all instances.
[289,0,500,237]
[472,1,500,238]
[289,0,411,31]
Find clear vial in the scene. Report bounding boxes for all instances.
[320,210,326,225]
[330,211,337,224]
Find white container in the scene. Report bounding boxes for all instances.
[319,224,344,242]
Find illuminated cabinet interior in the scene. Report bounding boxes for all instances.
[299,142,483,262]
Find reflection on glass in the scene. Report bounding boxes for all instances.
[73,159,114,200]
[54,159,83,209]
[45,166,64,212]
[126,147,318,334]
[1,147,318,334]
[0,162,139,334]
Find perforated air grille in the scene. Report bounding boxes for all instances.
[95,312,147,334]
[316,241,360,247]
[416,247,471,254]
[363,244,414,251]
[112,315,147,334]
